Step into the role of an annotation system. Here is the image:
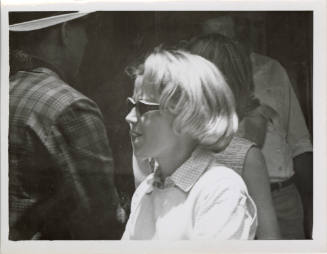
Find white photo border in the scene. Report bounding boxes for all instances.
[1,0,326,253]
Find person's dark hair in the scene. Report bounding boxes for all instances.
[185,33,259,120]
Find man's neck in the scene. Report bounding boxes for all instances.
[29,43,71,84]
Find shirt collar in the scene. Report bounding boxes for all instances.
[151,147,214,193]
[32,67,61,80]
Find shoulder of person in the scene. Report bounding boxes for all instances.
[34,67,98,110]
[214,136,254,157]
[243,146,266,169]
[230,136,255,148]
[191,164,248,199]
[44,83,101,121]
[250,52,272,67]
[51,81,95,109]
[251,53,288,77]
[11,68,100,123]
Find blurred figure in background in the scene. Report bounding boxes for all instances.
[202,15,313,239]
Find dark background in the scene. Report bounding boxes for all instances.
[75,11,313,205]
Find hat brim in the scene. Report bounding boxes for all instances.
[9,12,91,32]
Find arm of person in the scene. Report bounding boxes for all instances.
[243,147,281,239]
[51,99,123,239]
[238,107,268,148]
[294,152,313,239]
[285,79,313,238]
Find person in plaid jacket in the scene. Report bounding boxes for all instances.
[9,12,124,240]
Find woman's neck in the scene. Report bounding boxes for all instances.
[155,140,197,179]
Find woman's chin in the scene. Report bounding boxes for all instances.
[132,138,157,159]
[132,143,148,159]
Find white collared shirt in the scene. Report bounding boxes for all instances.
[122,148,257,240]
[251,53,313,182]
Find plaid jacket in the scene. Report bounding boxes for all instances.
[9,67,122,240]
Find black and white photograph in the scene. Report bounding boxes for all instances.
[1,0,326,253]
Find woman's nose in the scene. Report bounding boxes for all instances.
[125,108,138,125]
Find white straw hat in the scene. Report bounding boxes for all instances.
[9,11,91,32]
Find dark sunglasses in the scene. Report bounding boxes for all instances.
[127,97,160,116]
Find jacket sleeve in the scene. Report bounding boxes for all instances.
[46,98,123,239]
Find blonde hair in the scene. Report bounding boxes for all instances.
[133,47,238,152]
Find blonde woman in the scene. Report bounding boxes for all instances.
[122,48,257,240]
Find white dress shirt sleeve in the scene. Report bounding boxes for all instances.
[286,82,313,157]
